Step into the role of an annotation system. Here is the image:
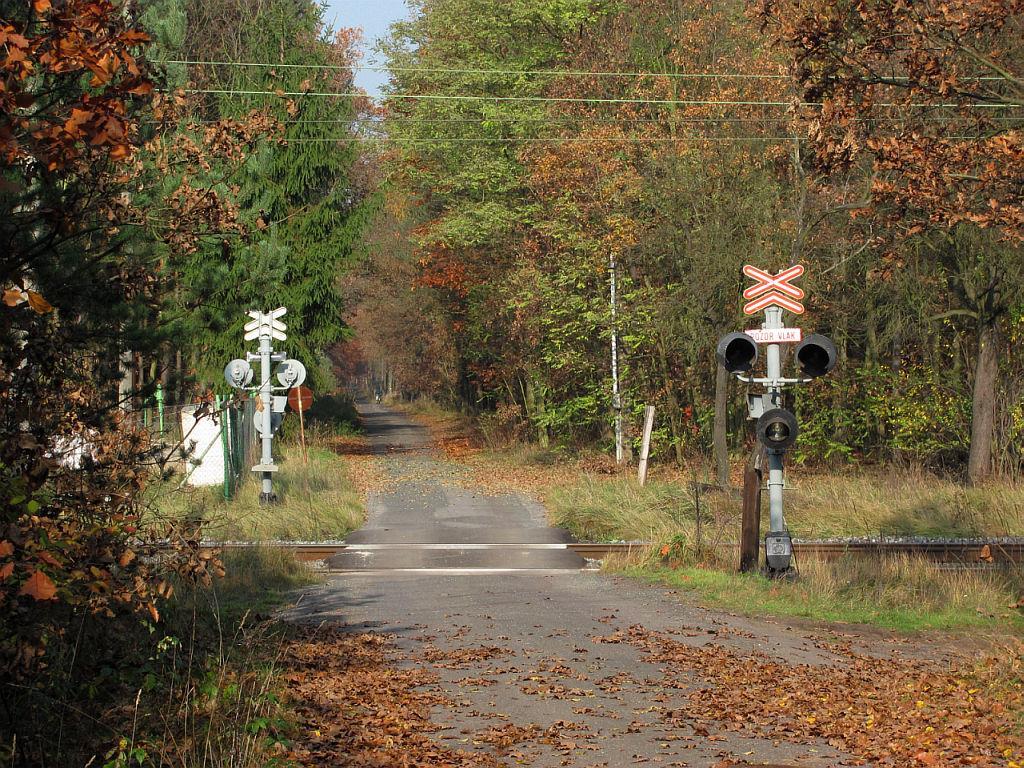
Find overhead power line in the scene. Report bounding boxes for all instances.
[178,87,1024,109]
[180,87,802,107]
[155,58,790,79]
[153,58,1006,82]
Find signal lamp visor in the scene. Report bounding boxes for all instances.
[794,333,837,378]
[716,332,759,373]
[756,408,798,451]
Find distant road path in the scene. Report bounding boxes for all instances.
[285,403,922,766]
[327,401,586,571]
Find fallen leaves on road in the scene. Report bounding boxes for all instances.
[282,627,502,766]
[281,619,1024,767]
[321,434,391,501]
[616,624,1024,767]
[423,644,515,669]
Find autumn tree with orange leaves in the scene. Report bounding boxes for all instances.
[752,0,1024,481]
[0,0,267,705]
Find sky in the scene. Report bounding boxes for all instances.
[323,0,412,98]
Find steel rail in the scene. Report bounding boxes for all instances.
[210,539,1024,565]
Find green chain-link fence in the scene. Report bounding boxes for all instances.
[220,398,256,500]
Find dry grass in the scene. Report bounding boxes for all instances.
[779,470,1024,538]
[540,465,1024,541]
[545,475,694,542]
[150,442,370,541]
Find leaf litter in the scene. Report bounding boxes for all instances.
[282,621,1023,767]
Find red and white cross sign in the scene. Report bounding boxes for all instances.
[742,264,805,315]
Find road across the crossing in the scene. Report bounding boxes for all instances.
[283,402,872,766]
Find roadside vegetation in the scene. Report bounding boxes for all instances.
[1,0,373,762]
[3,546,314,767]
[546,470,1024,542]
[152,441,369,541]
[398,398,1024,634]
[547,458,1024,634]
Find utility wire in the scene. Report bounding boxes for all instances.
[156,59,790,79]
[153,58,1006,82]
[180,87,804,106]
[172,115,1021,125]
[178,88,1023,109]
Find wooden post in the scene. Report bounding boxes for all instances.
[739,445,763,572]
[637,405,656,486]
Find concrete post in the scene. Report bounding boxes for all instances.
[610,252,624,465]
[259,331,275,503]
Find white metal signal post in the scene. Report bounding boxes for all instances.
[716,266,837,573]
[224,308,307,504]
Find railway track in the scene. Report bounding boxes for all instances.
[213,538,1024,566]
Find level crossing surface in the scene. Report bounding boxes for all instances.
[284,403,884,766]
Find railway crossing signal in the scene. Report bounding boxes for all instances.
[224,307,307,504]
[719,265,836,574]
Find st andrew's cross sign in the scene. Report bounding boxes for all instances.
[742,264,805,315]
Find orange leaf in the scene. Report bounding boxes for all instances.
[0,563,13,580]
[0,541,13,557]
[36,551,60,567]
[147,602,160,622]
[3,288,25,307]
[19,569,57,600]
[32,0,51,12]
[118,549,136,567]
[26,291,53,314]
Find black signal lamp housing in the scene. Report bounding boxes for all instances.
[756,408,798,451]
[794,333,837,379]
[715,331,759,374]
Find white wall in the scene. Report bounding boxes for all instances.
[180,406,225,487]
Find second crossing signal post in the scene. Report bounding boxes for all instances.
[224,307,308,504]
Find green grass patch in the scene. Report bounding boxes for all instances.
[619,558,1024,633]
[150,443,365,540]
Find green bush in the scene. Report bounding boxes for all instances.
[280,392,361,441]
[794,364,970,469]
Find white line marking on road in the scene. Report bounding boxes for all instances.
[341,543,571,550]
[328,567,598,575]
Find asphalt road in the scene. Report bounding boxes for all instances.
[326,402,585,572]
[286,403,870,766]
